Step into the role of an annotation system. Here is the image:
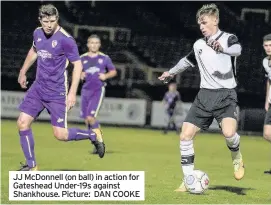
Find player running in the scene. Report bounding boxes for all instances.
[17,4,105,171]
[158,4,244,191]
[162,82,180,134]
[80,35,117,154]
[262,33,271,174]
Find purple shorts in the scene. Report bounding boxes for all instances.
[19,84,67,128]
[80,87,105,119]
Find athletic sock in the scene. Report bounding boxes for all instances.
[92,120,100,129]
[19,129,36,168]
[225,133,241,160]
[180,140,195,177]
[68,128,96,142]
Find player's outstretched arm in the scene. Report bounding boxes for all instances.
[169,57,193,75]
[158,53,195,84]
[18,47,38,88]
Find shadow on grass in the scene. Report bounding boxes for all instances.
[209,185,254,195]
[88,150,119,155]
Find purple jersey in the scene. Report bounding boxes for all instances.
[164,91,180,109]
[33,27,80,96]
[80,52,115,93]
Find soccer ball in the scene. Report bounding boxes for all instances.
[184,170,210,194]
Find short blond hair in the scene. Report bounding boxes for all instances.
[39,4,59,20]
[196,4,219,22]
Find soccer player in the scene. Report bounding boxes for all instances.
[17,4,105,171]
[80,35,117,154]
[158,4,244,191]
[262,33,271,174]
[162,82,180,134]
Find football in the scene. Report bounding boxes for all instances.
[184,170,210,194]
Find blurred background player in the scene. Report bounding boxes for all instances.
[158,4,244,191]
[162,82,180,134]
[17,4,105,171]
[262,33,271,174]
[80,35,117,154]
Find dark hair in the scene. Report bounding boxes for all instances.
[263,34,271,42]
[39,4,59,19]
[88,34,101,41]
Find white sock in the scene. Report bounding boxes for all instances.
[225,133,241,160]
[180,140,195,177]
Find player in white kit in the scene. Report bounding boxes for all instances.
[262,33,271,174]
[158,4,245,191]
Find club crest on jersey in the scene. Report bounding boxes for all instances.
[199,49,202,55]
[98,58,103,64]
[52,40,58,48]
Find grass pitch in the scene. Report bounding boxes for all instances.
[1,120,271,204]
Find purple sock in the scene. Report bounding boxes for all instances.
[19,129,36,168]
[68,128,96,141]
[91,120,100,129]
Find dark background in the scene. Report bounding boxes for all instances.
[2,1,271,130]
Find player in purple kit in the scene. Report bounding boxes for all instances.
[17,4,105,171]
[162,82,181,134]
[80,35,117,154]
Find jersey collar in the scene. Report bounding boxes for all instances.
[209,29,222,40]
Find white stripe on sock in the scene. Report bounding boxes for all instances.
[94,86,105,118]
[25,136,32,158]
[77,132,89,136]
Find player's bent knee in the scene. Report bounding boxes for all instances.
[180,131,194,141]
[180,126,195,141]
[179,122,199,141]
[222,129,236,138]
[221,118,237,138]
[53,128,67,141]
[17,117,31,130]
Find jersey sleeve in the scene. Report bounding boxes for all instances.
[227,35,240,47]
[62,37,81,62]
[106,56,116,71]
[185,48,197,67]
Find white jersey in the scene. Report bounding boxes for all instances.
[263,57,271,103]
[187,30,239,89]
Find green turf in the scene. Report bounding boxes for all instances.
[1,120,271,204]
